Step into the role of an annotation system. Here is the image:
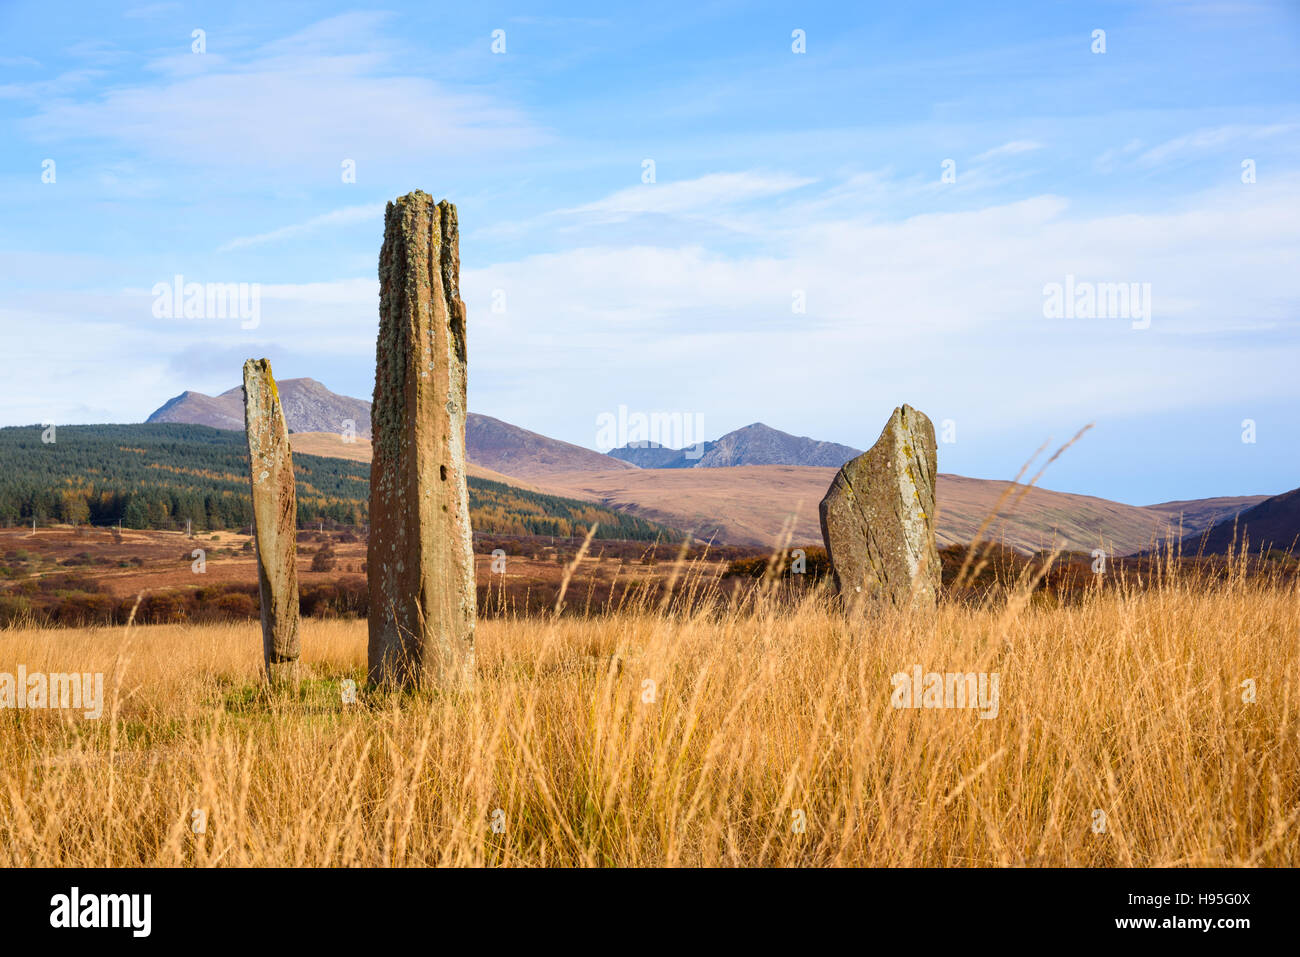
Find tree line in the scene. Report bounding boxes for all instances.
[0,423,675,540]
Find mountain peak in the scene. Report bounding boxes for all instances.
[607,421,861,469]
[153,378,369,436]
[700,422,861,468]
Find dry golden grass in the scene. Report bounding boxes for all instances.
[1,558,1296,867]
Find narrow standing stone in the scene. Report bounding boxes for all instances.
[368,191,476,690]
[819,404,941,609]
[242,358,302,684]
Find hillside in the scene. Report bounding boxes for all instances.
[545,466,833,545]
[1144,495,1268,535]
[932,474,1255,556]
[1181,486,1300,554]
[271,433,1262,552]
[536,467,1261,553]
[467,413,637,478]
[0,424,678,541]
[287,432,544,491]
[608,422,860,469]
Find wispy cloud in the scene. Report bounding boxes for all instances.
[973,140,1044,161]
[476,171,818,242]
[1093,138,1143,173]
[1138,123,1297,166]
[218,205,384,252]
[558,172,817,223]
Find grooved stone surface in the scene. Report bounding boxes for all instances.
[368,191,476,689]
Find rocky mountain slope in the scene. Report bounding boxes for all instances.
[148,378,371,437]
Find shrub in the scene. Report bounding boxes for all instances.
[212,592,258,620]
[311,543,337,573]
[137,591,192,625]
[300,577,366,618]
[52,592,115,626]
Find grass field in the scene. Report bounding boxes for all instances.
[1,553,1296,867]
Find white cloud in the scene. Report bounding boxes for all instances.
[457,170,1300,439]
[19,14,543,171]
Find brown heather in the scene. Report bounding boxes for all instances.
[0,548,1296,867]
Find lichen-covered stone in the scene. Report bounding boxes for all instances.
[819,404,940,609]
[368,191,476,690]
[242,358,301,684]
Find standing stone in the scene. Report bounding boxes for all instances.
[819,404,941,608]
[242,358,302,684]
[368,191,476,690]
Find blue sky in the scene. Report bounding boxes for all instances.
[1,1,1298,505]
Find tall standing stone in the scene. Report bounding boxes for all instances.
[819,404,941,609]
[368,191,476,690]
[242,358,302,684]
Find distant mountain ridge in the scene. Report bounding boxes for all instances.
[146,380,633,480]
[144,379,1280,551]
[608,422,861,469]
